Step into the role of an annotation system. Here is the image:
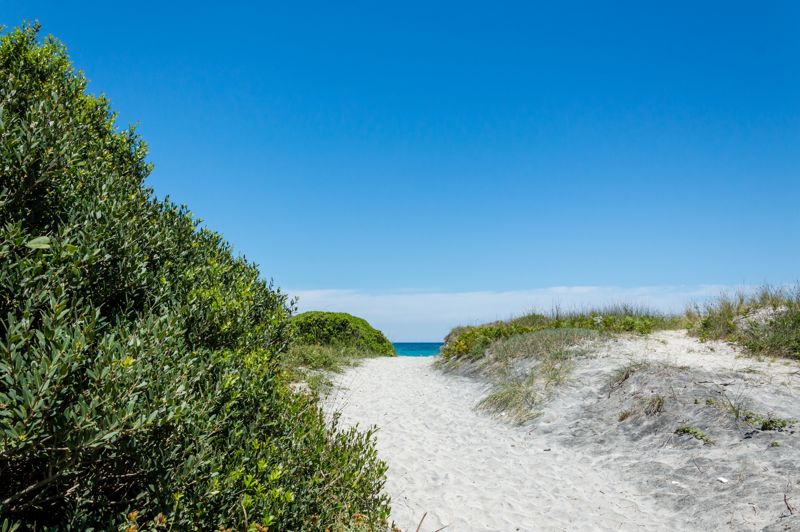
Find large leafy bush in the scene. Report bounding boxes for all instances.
[0,24,389,530]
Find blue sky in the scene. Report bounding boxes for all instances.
[5,2,799,340]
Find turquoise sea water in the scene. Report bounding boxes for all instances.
[393,342,443,357]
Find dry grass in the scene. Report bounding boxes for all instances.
[474,328,600,424]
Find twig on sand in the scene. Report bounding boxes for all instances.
[784,494,796,515]
[415,512,427,532]
[695,380,735,386]
[413,512,449,532]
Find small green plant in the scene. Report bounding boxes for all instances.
[761,417,792,431]
[675,426,713,445]
[618,410,634,422]
[770,441,781,448]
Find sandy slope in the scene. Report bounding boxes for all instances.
[324,331,800,531]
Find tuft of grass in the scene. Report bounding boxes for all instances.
[490,328,598,368]
[616,394,664,423]
[770,441,781,448]
[479,376,541,425]
[715,392,795,431]
[675,426,714,445]
[718,390,754,422]
[644,395,665,416]
[608,361,651,393]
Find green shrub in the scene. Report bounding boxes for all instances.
[0,24,389,530]
[441,322,534,359]
[291,311,395,356]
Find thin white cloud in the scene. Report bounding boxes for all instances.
[288,284,755,342]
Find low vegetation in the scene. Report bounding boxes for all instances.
[675,426,714,445]
[686,287,800,359]
[439,307,682,423]
[442,305,681,361]
[479,375,542,424]
[0,25,389,530]
[282,316,394,393]
[715,393,795,432]
[285,311,395,392]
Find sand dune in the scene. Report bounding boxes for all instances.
[324,331,800,531]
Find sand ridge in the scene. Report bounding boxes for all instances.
[324,331,800,531]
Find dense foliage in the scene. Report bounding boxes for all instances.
[0,25,389,530]
[687,288,800,359]
[291,311,395,356]
[441,307,681,360]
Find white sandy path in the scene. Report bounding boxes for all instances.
[325,357,675,531]
[324,331,800,531]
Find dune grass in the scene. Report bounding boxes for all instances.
[686,287,800,359]
[442,305,682,362]
[281,343,388,393]
[467,328,600,423]
[439,305,684,424]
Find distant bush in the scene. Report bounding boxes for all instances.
[687,287,800,359]
[291,311,395,356]
[442,322,536,360]
[0,24,389,530]
[441,306,680,361]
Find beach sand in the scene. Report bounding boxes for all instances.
[324,331,800,531]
